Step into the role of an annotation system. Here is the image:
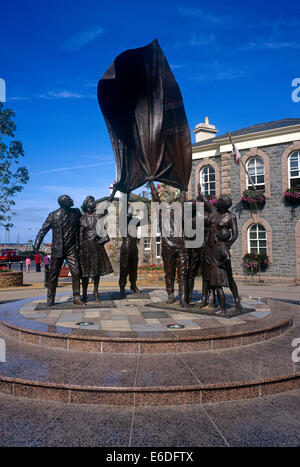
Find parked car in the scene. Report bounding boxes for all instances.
[0,250,22,262]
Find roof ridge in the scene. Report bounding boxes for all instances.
[193,117,300,147]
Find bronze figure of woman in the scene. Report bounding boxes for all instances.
[197,185,242,315]
[80,196,113,302]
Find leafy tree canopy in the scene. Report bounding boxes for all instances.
[0,102,29,230]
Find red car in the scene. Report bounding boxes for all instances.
[0,250,22,262]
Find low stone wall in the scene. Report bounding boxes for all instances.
[137,270,164,282]
[59,267,70,278]
[0,272,23,288]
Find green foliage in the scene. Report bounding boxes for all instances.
[0,102,29,230]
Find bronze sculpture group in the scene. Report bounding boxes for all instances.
[33,185,241,315]
[33,39,242,315]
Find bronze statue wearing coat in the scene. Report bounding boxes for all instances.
[33,194,83,306]
[119,210,141,297]
[149,181,189,307]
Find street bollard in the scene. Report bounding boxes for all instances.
[20,261,23,271]
[8,262,11,270]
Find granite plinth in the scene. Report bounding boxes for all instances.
[0,292,293,354]
[35,300,116,310]
[146,302,255,318]
[110,291,151,300]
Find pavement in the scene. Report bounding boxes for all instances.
[1,269,300,302]
[0,389,300,447]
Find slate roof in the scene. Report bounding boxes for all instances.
[193,118,300,148]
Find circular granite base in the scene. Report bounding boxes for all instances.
[0,289,293,353]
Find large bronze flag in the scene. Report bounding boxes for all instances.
[98,39,192,193]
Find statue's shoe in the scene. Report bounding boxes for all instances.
[73,297,85,306]
[93,293,101,302]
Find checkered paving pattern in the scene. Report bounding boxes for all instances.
[18,290,272,332]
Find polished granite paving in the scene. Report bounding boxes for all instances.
[0,389,299,446]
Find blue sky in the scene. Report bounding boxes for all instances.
[1,0,300,243]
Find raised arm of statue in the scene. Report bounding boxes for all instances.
[149,180,160,203]
[197,183,215,213]
[179,190,186,206]
[33,212,53,252]
[108,185,118,203]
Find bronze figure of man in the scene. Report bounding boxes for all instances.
[149,181,189,308]
[187,199,216,306]
[119,209,141,297]
[33,194,83,306]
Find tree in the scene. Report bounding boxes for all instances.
[0,102,29,230]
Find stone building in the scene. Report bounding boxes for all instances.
[189,117,300,284]
[97,117,300,283]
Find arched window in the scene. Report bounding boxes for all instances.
[247,224,267,254]
[246,157,265,191]
[288,151,300,189]
[200,165,216,196]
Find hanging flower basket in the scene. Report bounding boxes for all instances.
[241,189,265,208]
[284,187,300,205]
[242,253,269,276]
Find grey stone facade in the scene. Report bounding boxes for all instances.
[191,142,300,281]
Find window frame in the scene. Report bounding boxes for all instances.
[247,224,267,255]
[288,150,300,189]
[155,236,161,258]
[246,156,265,191]
[143,237,151,250]
[200,165,216,196]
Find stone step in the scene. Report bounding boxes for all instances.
[0,325,299,406]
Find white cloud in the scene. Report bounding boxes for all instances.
[239,41,300,51]
[188,61,246,83]
[174,33,215,48]
[39,161,114,175]
[170,64,187,70]
[62,26,104,51]
[247,17,300,30]
[178,7,228,24]
[7,96,30,101]
[189,33,215,47]
[38,90,93,100]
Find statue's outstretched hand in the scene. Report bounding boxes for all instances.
[197,184,205,200]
